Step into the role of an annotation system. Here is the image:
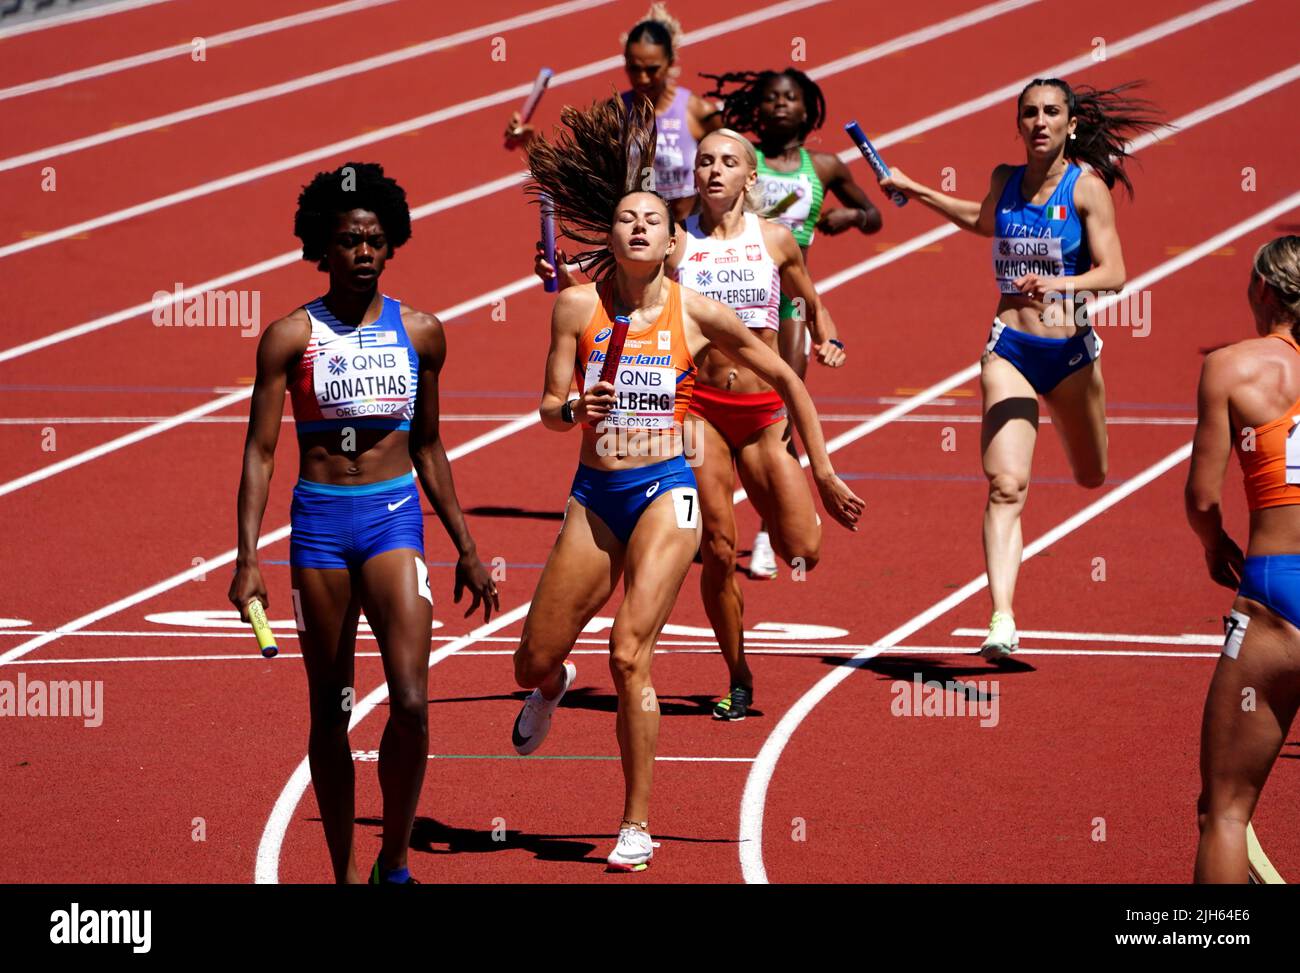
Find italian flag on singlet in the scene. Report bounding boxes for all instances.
[1046,204,1068,220]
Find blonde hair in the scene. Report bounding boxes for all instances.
[1253,235,1300,324]
[698,128,765,213]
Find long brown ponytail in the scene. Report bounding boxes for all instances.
[1018,78,1164,196]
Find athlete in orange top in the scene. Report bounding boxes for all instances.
[511,97,862,871]
[1186,235,1300,882]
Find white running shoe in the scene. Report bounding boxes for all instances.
[750,529,779,579]
[606,827,655,871]
[512,662,576,755]
[979,611,1019,661]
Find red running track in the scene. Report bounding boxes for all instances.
[0,0,1297,884]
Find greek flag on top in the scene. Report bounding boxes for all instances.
[992,163,1091,295]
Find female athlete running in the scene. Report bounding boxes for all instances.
[1186,236,1300,883]
[230,162,497,884]
[538,125,848,723]
[513,97,862,870]
[703,66,883,577]
[505,4,721,221]
[878,78,1160,661]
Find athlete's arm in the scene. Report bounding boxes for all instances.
[687,289,864,530]
[1185,349,1246,589]
[406,308,498,620]
[1013,172,1128,300]
[813,152,883,235]
[689,92,724,138]
[765,220,844,367]
[229,312,305,620]
[880,163,1013,237]
[540,286,614,431]
[1070,172,1126,293]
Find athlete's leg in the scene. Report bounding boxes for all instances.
[980,353,1040,616]
[692,414,750,689]
[356,548,434,877]
[1195,598,1300,882]
[514,499,623,698]
[291,565,362,884]
[614,490,701,826]
[1043,358,1107,488]
[735,419,822,571]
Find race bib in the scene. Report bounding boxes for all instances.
[993,235,1064,294]
[1222,610,1249,659]
[671,487,700,529]
[313,342,412,420]
[583,360,676,429]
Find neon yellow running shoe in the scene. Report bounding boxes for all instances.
[979,611,1018,661]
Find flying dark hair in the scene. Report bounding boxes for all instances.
[1017,78,1164,196]
[524,94,670,282]
[294,161,412,269]
[700,68,827,140]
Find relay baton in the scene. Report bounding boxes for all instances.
[598,315,632,386]
[845,121,907,208]
[246,598,278,658]
[519,67,553,124]
[541,194,558,293]
[765,189,801,218]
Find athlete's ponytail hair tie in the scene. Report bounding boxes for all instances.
[1017,77,1165,197]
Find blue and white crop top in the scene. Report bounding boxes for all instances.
[992,163,1091,294]
[288,296,418,436]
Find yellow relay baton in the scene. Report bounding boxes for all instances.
[246,598,279,658]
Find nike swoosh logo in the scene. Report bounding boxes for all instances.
[387,495,413,512]
[511,711,531,749]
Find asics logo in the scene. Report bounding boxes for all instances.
[387,495,413,512]
[1068,353,1084,367]
[645,482,660,498]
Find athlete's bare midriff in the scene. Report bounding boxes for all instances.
[694,327,780,394]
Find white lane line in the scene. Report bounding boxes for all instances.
[738,440,1195,884]
[736,178,1300,883]
[952,627,1221,646]
[0,388,251,498]
[0,0,1031,270]
[0,0,623,172]
[0,0,176,37]
[0,411,540,665]
[253,600,531,884]
[733,180,1300,506]
[0,412,1197,426]
[251,170,1294,880]
[0,0,821,184]
[3,645,1221,665]
[0,258,548,495]
[0,0,1222,361]
[0,0,997,294]
[836,0,1255,163]
[820,57,1300,296]
[0,0,403,101]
